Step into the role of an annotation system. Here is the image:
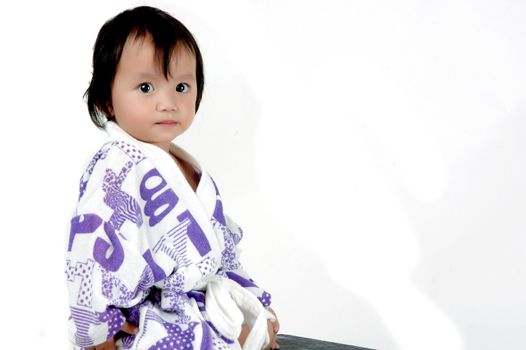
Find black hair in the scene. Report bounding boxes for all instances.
[85,6,205,129]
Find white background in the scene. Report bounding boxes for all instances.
[1,1,525,349]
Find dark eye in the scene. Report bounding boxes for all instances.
[138,82,154,93]
[176,83,189,93]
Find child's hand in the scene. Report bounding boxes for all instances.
[266,307,280,350]
[86,321,138,350]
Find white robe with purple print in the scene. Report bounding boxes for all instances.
[65,122,272,350]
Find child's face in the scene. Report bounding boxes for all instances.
[109,35,198,151]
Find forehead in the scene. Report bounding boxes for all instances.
[118,34,196,76]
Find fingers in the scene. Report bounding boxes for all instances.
[266,318,280,350]
[86,337,116,350]
[266,337,280,350]
[268,329,280,350]
[85,322,138,350]
[121,321,139,335]
[265,307,280,349]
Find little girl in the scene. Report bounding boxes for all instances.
[65,6,279,350]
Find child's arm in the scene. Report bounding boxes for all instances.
[66,146,152,347]
[266,307,280,350]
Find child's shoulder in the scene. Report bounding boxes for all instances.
[77,138,149,201]
[80,139,147,181]
[85,139,147,167]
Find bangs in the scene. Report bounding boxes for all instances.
[128,27,197,80]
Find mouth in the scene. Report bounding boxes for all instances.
[156,120,178,125]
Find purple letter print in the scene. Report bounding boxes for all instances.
[103,163,143,230]
[93,221,125,272]
[140,168,178,227]
[69,214,103,251]
[143,249,167,283]
[66,259,96,307]
[178,210,211,257]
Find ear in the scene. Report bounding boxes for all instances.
[97,102,114,117]
[107,103,114,116]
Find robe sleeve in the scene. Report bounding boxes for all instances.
[218,214,272,308]
[65,145,154,348]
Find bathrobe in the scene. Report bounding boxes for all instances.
[66,122,272,350]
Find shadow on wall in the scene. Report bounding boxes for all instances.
[411,111,526,350]
[266,229,403,350]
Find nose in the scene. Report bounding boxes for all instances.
[155,89,178,112]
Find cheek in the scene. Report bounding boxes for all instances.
[120,98,143,115]
[186,93,198,110]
